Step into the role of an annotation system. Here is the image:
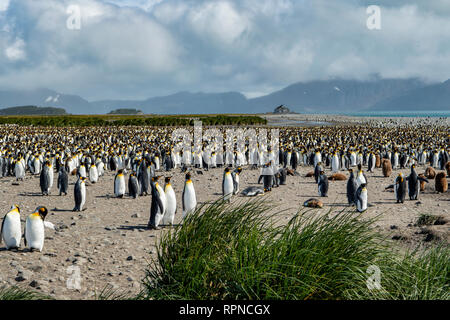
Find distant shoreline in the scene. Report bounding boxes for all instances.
[262,113,449,127]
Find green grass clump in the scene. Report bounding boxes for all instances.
[142,200,449,300]
[0,286,51,300]
[0,114,267,127]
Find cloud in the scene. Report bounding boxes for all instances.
[4,38,26,61]
[0,0,9,12]
[0,0,449,101]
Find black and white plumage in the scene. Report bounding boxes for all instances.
[347,169,358,206]
[356,184,368,212]
[318,171,329,197]
[128,172,140,199]
[394,173,407,203]
[40,161,51,195]
[1,205,22,250]
[24,206,48,252]
[241,186,264,197]
[73,176,87,211]
[57,167,69,196]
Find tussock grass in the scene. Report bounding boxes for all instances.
[142,200,449,300]
[0,286,51,300]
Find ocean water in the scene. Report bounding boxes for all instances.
[341,111,450,118]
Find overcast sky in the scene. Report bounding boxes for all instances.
[0,0,449,100]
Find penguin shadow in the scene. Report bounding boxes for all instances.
[327,203,351,207]
[372,201,394,205]
[18,192,58,197]
[52,208,79,212]
[117,225,148,231]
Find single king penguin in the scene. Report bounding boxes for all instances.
[1,204,22,250]
[128,172,140,199]
[232,167,242,195]
[89,164,99,183]
[162,177,177,226]
[356,184,368,212]
[318,170,329,197]
[24,206,48,252]
[408,164,428,200]
[347,169,358,206]
[114,169,126,198]
[182,173,197,219]
[148,176,166,230]
[57,166,69,196]
[40,160,51,195]
[222,167,234,202]
[394,173,407,203]
[73,176,87,211]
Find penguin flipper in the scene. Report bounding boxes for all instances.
[418,177,429,183]
[23,224,27,247]
[0,215,5,244]
[385,184,394,190]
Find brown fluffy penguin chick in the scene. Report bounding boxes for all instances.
[328,173,347,181]
[303,198,324,208]
[435,172,448,193]
[418,173,428,191]
[375,154,381,168]
[425,167,436,179]
[382,159,392,177]
[305,171,315,177]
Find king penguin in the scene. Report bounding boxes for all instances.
[162,177,177,226]
[89,164,98,184]
[356,184,368,212]
[24,206,48,252]
[57,166,69,196]
[128,171,140,199]
[148,176,166,230]
[114,169,126,198]
[318,170,329,197]
[232,167,242,195]
[408,164,428,200]
[394,173,407,203]
[1,205,22,250]
[182,173,197,219]
[73,176,87,211]
[222,167,234,202]
[40,160,51,195]
[347,169,358,206]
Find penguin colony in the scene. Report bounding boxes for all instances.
[0,123,448,251]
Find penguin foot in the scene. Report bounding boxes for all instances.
[147,224,160,230]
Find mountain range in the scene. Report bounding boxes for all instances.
[0,78,448,115]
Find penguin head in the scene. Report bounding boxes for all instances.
[10,204,20,213]
[236,167,242,174]
[35,206,48,220]
[165,176,171,184]
[224,167,230,174]
[185,173,192,181]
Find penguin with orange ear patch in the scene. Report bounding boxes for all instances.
[394,173,407,203]
[435,172,448,193]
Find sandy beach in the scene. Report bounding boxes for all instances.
[0,114,448,300]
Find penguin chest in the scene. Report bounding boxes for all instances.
[2,213,21,248]
[156,186,167,214]
[26,218,45,251]
[115,176,125,195]
[223,175,234,197]
[357,191,368,211]
[183,184,197,210]
[165,187,177,215]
